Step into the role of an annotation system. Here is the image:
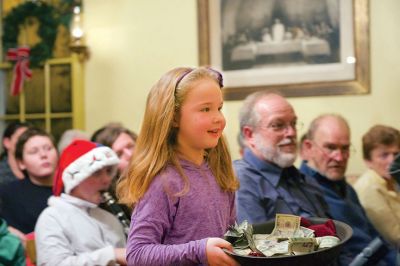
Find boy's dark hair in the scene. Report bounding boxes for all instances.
[1,121,31,158]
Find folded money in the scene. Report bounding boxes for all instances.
[225,214,341,257]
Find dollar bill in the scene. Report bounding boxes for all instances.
[224,220,262,254]
[299,226,315,238]
[233,247,252,256]
[316,236,340,249]
[254,239,277,249]
[253,234,271,240]
[268,213,301,240]
[257,239,290,256]
[288,237,317,255]
[224,221,250,249]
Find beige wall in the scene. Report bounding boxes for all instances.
[84,0,400,176]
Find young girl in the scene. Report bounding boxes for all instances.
[117,67,239,265]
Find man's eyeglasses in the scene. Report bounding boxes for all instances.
[312,141,355,157]
[260,120,303,133]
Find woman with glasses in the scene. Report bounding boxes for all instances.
[354,125,400,247]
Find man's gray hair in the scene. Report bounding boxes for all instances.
[239,90,282,135]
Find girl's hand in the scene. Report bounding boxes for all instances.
[206,238,239,266]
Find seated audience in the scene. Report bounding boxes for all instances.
[235,91,330,224]
[35,140,126,265]
[0,128,58,238]
[300,114,397,265]
[0,122,30,185]
[354,125,400,247]
[57,128,89,153]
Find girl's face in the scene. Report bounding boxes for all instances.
[366,144,400,179]
[18,135,58,181]
[176,78,225,163]
[70,166,114,204]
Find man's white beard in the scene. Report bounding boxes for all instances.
[255,134,297,168]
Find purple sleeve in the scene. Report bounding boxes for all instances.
[126,177,208,265]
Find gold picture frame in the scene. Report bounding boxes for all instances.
[198,0,370,100]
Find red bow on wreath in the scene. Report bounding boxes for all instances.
[6,46,33,96]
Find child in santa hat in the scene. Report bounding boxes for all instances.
[35,140,127,266]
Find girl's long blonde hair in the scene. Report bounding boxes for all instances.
[117,67,239,206]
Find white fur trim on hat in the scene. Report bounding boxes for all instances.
[62,146,119,194]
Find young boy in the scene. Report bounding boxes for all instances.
[35,140,127,266]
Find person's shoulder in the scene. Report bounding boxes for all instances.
[234,160,264,189]
[146,165,183,194]
[233,158,255,174]
[345,182,359,197]
[354,170,380,190]
[35,203,61,229]
[0,157,9,169]
[0,179,22,194]
[301,171,316,183]
[0,159,12,178]
[4,178,23,186]
[36,205,55,221]
[93,206,122,224]
[156,164,181,181]
[233,158,246,166]
[300,170,326,191]
[39,196,63,214]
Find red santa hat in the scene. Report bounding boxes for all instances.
[53,140,119,196]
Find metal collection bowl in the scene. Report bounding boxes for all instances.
[224,217,353,266]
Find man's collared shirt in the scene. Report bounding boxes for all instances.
[234,149,330,224]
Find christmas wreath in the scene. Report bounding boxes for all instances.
[2,1,58,68]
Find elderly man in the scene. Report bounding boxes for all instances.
[234,92,330,224]
[300,114,396,266]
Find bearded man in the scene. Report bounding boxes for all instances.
[234,92,330,223]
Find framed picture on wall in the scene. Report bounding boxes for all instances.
[198,0,370,100]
